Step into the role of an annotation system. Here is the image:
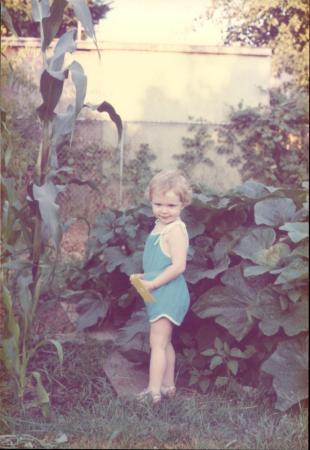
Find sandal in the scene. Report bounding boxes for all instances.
[161,385,176,398]
[136,388,161,404]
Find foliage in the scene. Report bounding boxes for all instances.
[1,0,111,38]
[1,110,64,415]
[178,88,309,188]
[0,46,40,191]
[65,179,309,412]
[199,0,309,88]
[0,0,121,413]
[61,206,153,330]
[121,143,158,206]
[173,118,215,173]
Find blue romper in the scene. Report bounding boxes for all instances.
[142,219,190,326]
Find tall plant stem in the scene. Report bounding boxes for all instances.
[32,119,49,291]
[40,120,50,185]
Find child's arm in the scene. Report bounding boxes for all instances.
[142,224,188,290]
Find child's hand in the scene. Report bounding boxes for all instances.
[134,273,144,279]
[130,273,158,291]
[140,279,156,291]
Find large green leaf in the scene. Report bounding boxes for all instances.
[2,286,20,347]
[233,227,276,263]
[185,255,230,284]
[89,211,117,244]
[30,338,64,366]
[120,251,144,275]
[234,180,270,199]
[192,264,258,341]
[2,283,20,375]
[48,29,76,71]
[115,309,149,349]
[84,101,123,144]
[50,106,75,167]
[103,247,143,275]
[2,336,20,374]
[234,226,291,276]
[37,70,65,121]
[76,296,109,330]
[42,0,67,51]
[48,60,86,163]
[254,198,296,227]
[32,181,65,248]
[251,287,309,336]
[261,337,308,411]
[233,227,291,277]
[185,235,234,284]
[37,30,77,121]
[17,272,33,321]
[69,61,87,116]
[106,305,150,375]
[69,0,95,40]
[279,222,309,243]
[181,209,205,238]
[32,0,50,21]
[273,258,309,284]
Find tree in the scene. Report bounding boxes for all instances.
[1,0,112,37]
[195,0,309,88]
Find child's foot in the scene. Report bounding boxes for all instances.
[136,388,161,404]
[161,385,176,398]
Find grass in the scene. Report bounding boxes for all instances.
[0,338,308,450]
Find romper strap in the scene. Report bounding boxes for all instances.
[153,220,188,247]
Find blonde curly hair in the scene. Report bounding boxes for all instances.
[146,169,192,207]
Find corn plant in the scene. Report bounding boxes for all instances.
[0,0,121,413]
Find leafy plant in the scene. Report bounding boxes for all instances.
[173,118,214,176]
[199,0,309,88]
[1,0,111,38]
[61,205,153,330]
[68,179,308,411]
[189,180,308,409]
[179,88,309,188]
[122,143,158,206]
[1,0,121,413]
[202,337,255,377]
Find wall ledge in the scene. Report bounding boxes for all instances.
[1,37,272,57]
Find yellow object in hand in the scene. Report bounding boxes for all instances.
[129,274,155,303]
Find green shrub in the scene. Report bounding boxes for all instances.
[177,88,309,188]
[62,179,309,412]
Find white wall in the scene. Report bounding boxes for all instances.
[74,42,271,124]
[3,38,272,192]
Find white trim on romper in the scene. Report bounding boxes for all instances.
[149,314,181,326]
[151,220,189,258]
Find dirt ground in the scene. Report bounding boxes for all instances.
[61,220,89,260]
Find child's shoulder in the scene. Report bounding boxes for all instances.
[164,219,189,241]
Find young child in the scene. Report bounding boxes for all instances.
[133,169,192,404]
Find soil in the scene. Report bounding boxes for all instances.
[35,221,90,336]
[61,220,89,260]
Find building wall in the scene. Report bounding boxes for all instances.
[3,39,272,192]
[76,42,271,124]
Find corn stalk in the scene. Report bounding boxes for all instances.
[1,0,122,413]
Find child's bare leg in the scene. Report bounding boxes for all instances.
[148,318,173,395]
[162,341,176,388]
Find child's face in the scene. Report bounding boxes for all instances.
[151,189,183,225]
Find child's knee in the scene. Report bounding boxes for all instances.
[150,335,170,350]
